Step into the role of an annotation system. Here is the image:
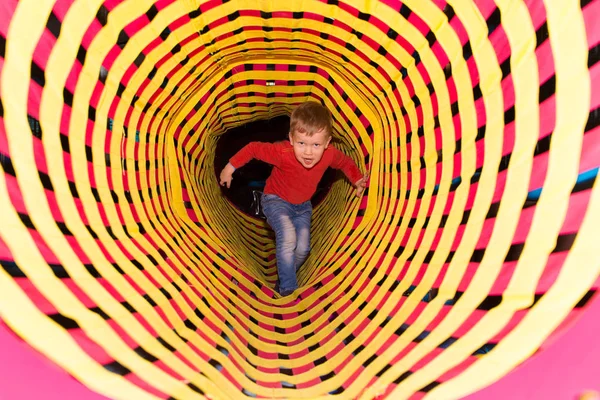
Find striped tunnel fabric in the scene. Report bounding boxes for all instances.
[0,0,599,399]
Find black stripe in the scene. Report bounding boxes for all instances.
[443,4,455,21]
[63,88,74,107]
[376,364,391,377]
[103,361,130,376]
[585,106,600,133]
[157,337,176,352]
[444,63,452,80]
[49,313,80,329]
[31,61,45,87]
[393,371,413,384]
[76,45,87,65]
[534,133,552,156]
[0,260,25,277]
[528,293,545,308]
[472,342,497,355]
[96,5,109,26]
[535,22,549,49]
[0,34,5,58]
[504,106,515,125]
[160,26,172,41]
[0,153,15,175]
[486,8,501,35]
[46,12,62,38]
[68,181,79,198]
[473,83,483,100]
[89,306,110,320]
[500,56,511,80]
[477,295,502,310]
[159,288,172,299]
[320,371,336,381]
[420,381,441,393]
[538,75,556,103]
[134,346,158,362]
[189,383,205,394]
[552,233,577,253]
[399,4,411,18]
[122,301,136,313]
[18,213,35,229]
[572,171,596,193]
[133,52,145,68]
[117,30,129,49]
[143,294,157,307]
[363,354,377,368]
[330,387,344,395]
[88,106,96,121]
[27,115,42,138]
[425,30,436,46]
[504,242,524,262]
[463,41,473,61]
[576,290,597,308]
[145,5,158,21]
[589,43,600,68]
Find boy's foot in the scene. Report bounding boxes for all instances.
[274,282,295,297]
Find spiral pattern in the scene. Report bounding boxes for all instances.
[0,0,599,399]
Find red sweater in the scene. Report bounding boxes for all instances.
[229,141,363,204]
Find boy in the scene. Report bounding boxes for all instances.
[219,102,368,296]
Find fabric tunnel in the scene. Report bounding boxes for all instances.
[1,0,599,399]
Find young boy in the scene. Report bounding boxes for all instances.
[219,102,368,296]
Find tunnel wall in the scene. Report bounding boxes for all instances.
[0,0,599,399]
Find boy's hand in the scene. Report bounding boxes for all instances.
[354,171,369,197]
[219,163,235,188]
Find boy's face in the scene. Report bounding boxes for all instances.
[289,128,332,169]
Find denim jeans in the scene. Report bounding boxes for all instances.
[261,194,312,296]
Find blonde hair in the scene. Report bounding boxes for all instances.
[290,101,332,137]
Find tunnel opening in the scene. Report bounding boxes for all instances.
[213,115,338,217]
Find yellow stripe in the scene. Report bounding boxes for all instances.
[426,0,595,397]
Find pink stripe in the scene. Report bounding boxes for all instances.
[490,25,511,71]
[466,295,600,399]
[583,1,600,47]
[0,1,17,38]
[123,374,168,398]
[15,279,58,314]
[438,355,479,382]
[0,320,108,400]
[71,330,113,364]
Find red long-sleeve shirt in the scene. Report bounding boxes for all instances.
[229,141,363,204]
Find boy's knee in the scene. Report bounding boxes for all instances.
[280,229,297,251]
[297,246,310,260]
[281,236,296,252]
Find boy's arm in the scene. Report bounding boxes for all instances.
[230,142,282,168]
[219,142,282,188]
[330,147,369,196]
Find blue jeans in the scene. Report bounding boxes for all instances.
[261,194,312,296]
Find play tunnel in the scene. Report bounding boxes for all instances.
[1,0,599,399]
